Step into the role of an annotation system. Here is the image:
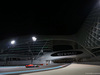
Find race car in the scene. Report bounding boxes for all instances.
[26,64,40,68]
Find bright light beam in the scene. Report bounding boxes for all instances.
[11,40,16,45]
[32,36,37,41]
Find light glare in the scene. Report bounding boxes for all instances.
[32,37,37,41]
[11,40,15,45]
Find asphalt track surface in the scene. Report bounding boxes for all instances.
[0,63,100,75]
[19,63,100,75]
[0,64,69,75]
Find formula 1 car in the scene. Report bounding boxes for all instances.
[26,64,40,68]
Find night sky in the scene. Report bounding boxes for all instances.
[0,0,97,40]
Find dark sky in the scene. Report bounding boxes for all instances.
[0,0,97,40]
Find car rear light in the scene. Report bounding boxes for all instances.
[40,64,43,65]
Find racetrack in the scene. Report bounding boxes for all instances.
[0,64,69,75]
[0,63,100,75]
[20,63,100,75]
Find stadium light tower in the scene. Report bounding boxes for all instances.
[29,36,37,64]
